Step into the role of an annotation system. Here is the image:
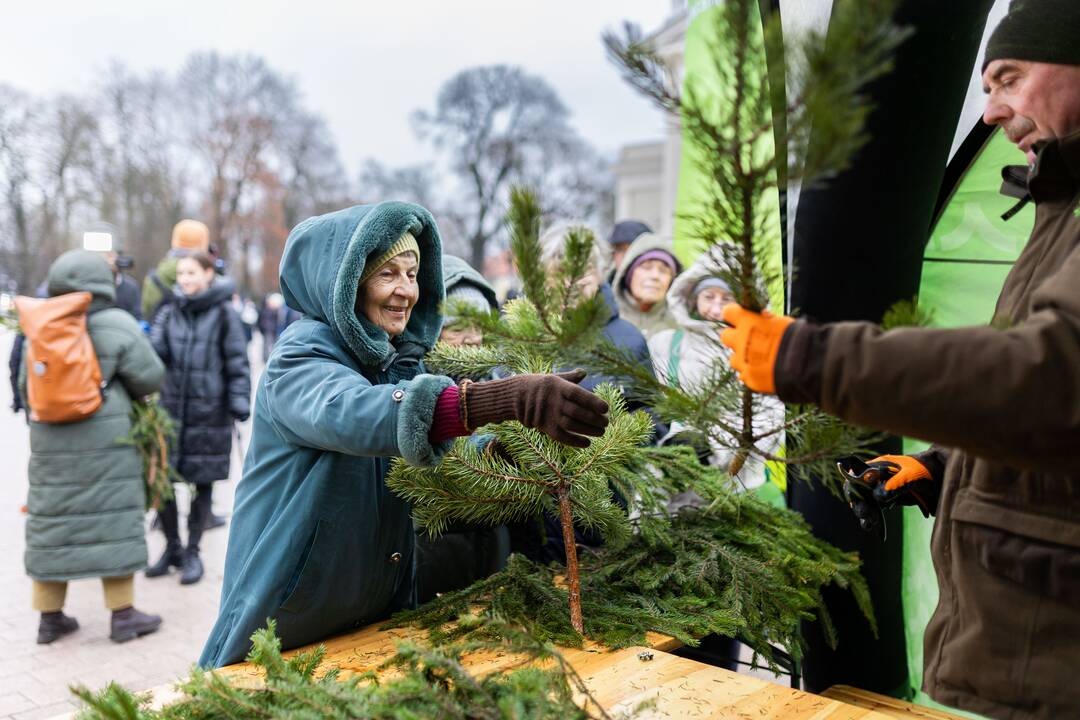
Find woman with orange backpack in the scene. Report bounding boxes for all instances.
[18,250,166,644]
[147,251,250,585]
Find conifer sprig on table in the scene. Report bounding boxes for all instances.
[72,619,619,720]
[595,0,907,484]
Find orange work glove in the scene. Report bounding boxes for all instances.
[869,454,931,492]
[719,304,795,394]
[867,454,939,518]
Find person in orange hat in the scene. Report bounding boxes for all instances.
[141,219,211,321]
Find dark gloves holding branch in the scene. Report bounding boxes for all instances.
[462,369,610,448]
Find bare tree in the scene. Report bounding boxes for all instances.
[93,63,187,277]
[0,85,37,291]
[357,159,468,257]
[35,95,99,270]
[277,110,348,230]
[176,52,293,291]
[413,65,612,269]
[0,51,351,299]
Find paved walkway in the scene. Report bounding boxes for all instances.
[0,330,255,720]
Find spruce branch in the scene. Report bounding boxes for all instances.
[390,488,874,668]
[0,313,20,333]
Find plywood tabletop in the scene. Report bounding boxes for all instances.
[211,621,898,719]
[60,622,942,719]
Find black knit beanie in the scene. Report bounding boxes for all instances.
[982,0,1080,71]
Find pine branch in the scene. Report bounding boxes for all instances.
[390,384,645,627]
[73,619,610,720]
[590,0,905,490]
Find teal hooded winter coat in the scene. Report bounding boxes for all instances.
[200,202,453,668]
[23,250,165,581]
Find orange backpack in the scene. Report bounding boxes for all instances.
[15,292,105,423]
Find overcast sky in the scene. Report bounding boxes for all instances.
[0,0,673,176]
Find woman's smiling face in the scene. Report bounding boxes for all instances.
[357,252,419,336]
[176,256,215,297]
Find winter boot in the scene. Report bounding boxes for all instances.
[36,611,79,644]
[145,541,184,578]
[180,548,204,585]
[109,607,162,643]
[204,512,228,531]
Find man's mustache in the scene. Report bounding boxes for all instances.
[1004,116,1037,144]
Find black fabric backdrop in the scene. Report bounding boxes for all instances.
[783,0,995,695]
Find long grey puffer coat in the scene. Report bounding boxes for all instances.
[22,250,165,581]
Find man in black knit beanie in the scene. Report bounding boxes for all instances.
[718,1,1080,717]
[981,0,1080,163]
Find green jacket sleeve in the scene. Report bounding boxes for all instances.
[776,244,1080,474]
[265,333,454,467]
[141,275,162,321]
[114,317,166,400]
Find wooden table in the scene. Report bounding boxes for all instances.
[211,622,938,719]
[58,623,965,719]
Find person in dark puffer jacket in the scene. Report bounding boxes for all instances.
[148,252,251,585]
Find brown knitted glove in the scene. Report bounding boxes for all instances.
[462,369,609,448]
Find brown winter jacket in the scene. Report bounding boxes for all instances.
[775,128,1080,720]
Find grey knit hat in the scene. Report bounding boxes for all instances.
[982,0,1080,72]
[442,283,491,327]
[690,276,731,303]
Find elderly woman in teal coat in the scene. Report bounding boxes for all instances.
[200,202,610,668]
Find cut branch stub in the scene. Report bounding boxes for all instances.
[558,484,584,634]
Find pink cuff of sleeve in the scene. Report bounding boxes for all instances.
[429,385,469,443]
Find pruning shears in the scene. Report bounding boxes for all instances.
[836,456,888,542]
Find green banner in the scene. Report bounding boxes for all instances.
[673,0,785,315]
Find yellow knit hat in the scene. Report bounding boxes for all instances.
[359,231,420,284]
[171,219,210,252]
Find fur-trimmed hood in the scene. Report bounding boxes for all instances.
[666,256,727,336]
[279,202,444,368]
[610,232,680,339]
